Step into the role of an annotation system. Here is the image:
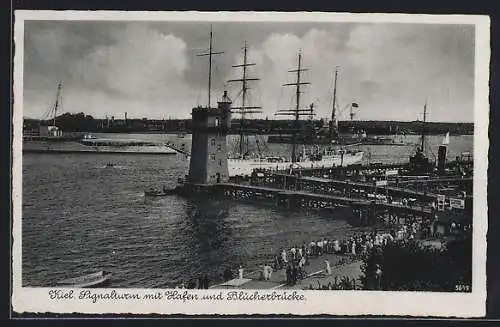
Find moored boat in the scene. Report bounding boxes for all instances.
[57,270,112,288]
[78,137,178,155]
[228,148,364,177]
[144,186,176,197]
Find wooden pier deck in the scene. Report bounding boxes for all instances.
[215,182,434,216]
[176,170,472,222]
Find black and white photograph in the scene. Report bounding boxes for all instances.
[12,11,489,316]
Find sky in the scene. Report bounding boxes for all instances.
[22,20,475,122]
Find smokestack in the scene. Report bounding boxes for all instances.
[438,145,447,175]
[125,112,128,122]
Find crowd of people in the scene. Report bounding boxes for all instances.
[307,276,358,290]
[270,231,394,272]
[173,212,466,289]
[175,274,211,289]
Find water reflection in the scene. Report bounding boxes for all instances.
[182,197,233,279]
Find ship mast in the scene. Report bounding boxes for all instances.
[276,51,312,163]
[197,25,224,108]
[227,41,262,158]
[329,67,339,141]
[53,81,63,126]
[420,99,427,153]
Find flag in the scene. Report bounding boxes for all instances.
[352,102,359,108]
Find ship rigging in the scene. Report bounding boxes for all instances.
[227,41,264,159]
[192,29,363,177]
[275,50,313,163]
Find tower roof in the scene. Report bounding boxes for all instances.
[218,90,232,104]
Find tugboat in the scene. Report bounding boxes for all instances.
[408,100,434,175]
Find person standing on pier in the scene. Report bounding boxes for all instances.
[267,265,273,280]
[202,275,210,289]
[291,263,298,285]
[298,255,306,270]
[286,263,292,285]
[324,259,332,275]
[310,241,317,256]
[262,264,271,281]
[262,265,268,280]
[375,264,383,290]
[317,240,323,256]
[198,276,204,289]
[223,267,233,282]
[281,249,288,265]
[238,265,244,280]
[273,255,280,270]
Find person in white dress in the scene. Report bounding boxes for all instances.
[281,249,288,264]
[333,240,340,253]
[267,265,273,280]
[262,265,268,280]
[238,266,244,279]
[324,260,332,275]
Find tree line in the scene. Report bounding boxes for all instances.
[23,112,474,135]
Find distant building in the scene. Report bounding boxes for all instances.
[39,125,63,137]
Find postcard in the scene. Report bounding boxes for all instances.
[12,10,490,317]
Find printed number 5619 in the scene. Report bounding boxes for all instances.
[455,284,471,292]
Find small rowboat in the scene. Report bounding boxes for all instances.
[57,271,112,288]
[144,187,176,197]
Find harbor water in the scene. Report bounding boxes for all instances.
[21,134,473,288]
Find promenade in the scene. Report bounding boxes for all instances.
[211,252,363,290]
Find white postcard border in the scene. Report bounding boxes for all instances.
[12,11,490,317]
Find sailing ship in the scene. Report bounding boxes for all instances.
[23,82,178,155]
[23,81,83,142]
[267,67,364,146]
[191,29,363,178]
[408,100,434,175]
[227,51,363,177]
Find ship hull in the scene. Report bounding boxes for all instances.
[228,151,364,177]
[22,141,178,155]
[267,135,409,146]
[267,135,361,146]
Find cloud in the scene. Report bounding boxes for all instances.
[24,23,196,119]
[224,23,474,122]
[23,22,475,122]
[77,26,190,100]
[342,24,475,121]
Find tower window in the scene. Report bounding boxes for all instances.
[210,154,216,161]
[217,144,222,151]
[215,117,220,127]
[211,139,216,146]
[218,159,222,166]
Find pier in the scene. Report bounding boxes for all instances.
[218,181,435,219]
[177,178,438,228]
[263,159,472,180]
[171,87,473,230]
